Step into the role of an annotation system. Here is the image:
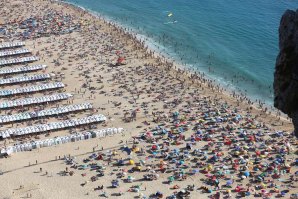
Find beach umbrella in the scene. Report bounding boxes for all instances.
[151,145,158,150]
[122,147,132,155]
[140,160,146,166]
[127,176,134,182]
[192,169,199,174]
[129,160,135,165]
[117,160,124,166]
[173,148,180,154]
[226,180,233,187]
[146,132,153,137]
[243,171,250,177]
[117,57,125,64]
[168,176,174,182]
[82,164,88,169]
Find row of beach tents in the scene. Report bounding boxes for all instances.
[0,64,47,75]
[0,93,72,109]
[0,82,64,96]
[0,48,30,57]
[0,114,107,139]
[0,73,51,85]
[0,56,38,66]
[0,127,124,155]
[0,103,93,124]
[0,41,25,49]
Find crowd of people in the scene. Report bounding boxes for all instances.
[0,0,296,198]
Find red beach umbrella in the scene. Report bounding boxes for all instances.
[117,57,125,64]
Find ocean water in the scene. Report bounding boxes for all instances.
[66,0,297,105]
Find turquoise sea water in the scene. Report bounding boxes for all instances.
[66,0,297,105]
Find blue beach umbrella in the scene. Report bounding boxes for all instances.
[244,171,250,177]
[192,169,199,174]
[122,147,132,155]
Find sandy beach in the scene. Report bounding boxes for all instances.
[0,0,297,198]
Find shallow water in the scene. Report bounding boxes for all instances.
[67,0,297,105]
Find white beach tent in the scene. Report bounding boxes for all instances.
[12,146,17,153]
[46,139,51,146]
[113,128,118,134]
[101,129,107,137]
[31,142,37,149]
[106,128,113,136]
[1,127,125,155]
[23,144,29,151]
[35,141,40,148]
[96,130,104,137]
[65,136,70,143]
[87,132,92,139]
[74,134,80,141]
[70,135,76,142]
[61,137,67,144]
[16,145,21,152]
[55,138,62,145]
[49,139,55,146]
[42,140,48,147]
[0,148,7,155]
[6,147,13,155]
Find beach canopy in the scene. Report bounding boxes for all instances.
[243,171,250,177]
[111,180,119,187]
[151,145,158,150]
[117,57,125,64]
[122,147,132,155]
[129,160,134,165]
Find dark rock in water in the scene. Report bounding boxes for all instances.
[274,9,298,137]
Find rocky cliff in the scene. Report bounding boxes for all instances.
[274,9,298,137]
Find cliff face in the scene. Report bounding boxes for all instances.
[274,9,298,137]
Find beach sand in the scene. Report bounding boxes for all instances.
[0,0,296,198]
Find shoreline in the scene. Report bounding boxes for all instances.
[62,0,276,108]
[61,0,290,122]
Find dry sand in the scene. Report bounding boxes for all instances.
[0,0,296,199]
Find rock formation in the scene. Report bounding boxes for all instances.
[274,9,298,137]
